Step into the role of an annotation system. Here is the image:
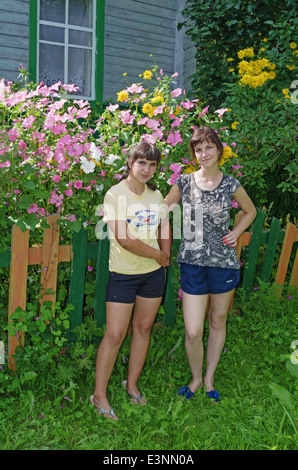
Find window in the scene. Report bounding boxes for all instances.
[29,0,105,102]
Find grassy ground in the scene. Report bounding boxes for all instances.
[0,284,297,451]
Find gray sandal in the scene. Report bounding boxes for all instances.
[90,395,115,417]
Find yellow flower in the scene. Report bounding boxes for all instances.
[290,42,297,49]
[232,121,240,130]
[286,65,296,70]
[293,50,298,55]
[262,38,267,42]
[229,68,235,72]
[117,90,129,102]
[151,95,164,106]
[260,47,265,52]
[123,72,127,76]
[237,48,254,59]
[184,165,196,174]
[143,70,153,80]
[227,58,234,62]
[142,103,154,117]
[282,88,290,99]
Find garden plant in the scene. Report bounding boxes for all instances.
[0,20,297,450]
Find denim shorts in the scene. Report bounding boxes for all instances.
[106,267,166,303]
[180,263,240,295]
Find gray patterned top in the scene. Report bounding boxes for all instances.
[175,173,241,269]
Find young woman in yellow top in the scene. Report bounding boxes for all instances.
[90,142,171,420]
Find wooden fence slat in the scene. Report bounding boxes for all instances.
[275,222,297,286]
[8,225,29,368]
[242,209,265,294]
[68,228,88,334]
[261,217,281,282]
[163,238,180,326]
[289,247,298,287]
[40,214,60,306]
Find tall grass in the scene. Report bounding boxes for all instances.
[0,284,297,451]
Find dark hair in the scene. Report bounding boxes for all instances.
[124,142,161,191]
[189,126,224,161]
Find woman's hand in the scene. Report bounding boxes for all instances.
[155,250,170,267]
[222,229,238,248]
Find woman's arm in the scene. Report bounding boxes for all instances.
[164,184,181,211]
[108,219,170,267]
[223,186,257,247]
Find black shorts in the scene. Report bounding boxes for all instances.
[106,267,166,303]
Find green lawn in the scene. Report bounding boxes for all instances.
[0,285,297,451]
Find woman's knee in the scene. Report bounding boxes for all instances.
[185,326,204,343]
[104,327,126,346]
[209,312,227,330]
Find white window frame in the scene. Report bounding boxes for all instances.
[36,0,97,100]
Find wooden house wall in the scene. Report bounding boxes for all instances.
[0,0,30,83]
[0,0,196,100]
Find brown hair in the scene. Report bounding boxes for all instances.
[124,142,161,191]
[189,126,224,161]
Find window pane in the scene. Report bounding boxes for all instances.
[40,25,65,43]
[40,0,66,23]
[39,43,64,86]
[68,0,93,28]
[69,29,92,47]
[68,47,92,97]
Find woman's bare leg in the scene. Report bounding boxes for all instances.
[126,295,162,403]
[204,290,234,391]
[182,291,209,393]
[93,301,134,420]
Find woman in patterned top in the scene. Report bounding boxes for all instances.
[165,126,256,402]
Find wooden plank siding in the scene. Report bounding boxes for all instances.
[103,0,196,101]
[0,0,30,82]
[0,0,196,102]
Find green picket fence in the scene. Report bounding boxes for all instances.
[1,208,297,365]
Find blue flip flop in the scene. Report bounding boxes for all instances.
[177,385,195,400]
[206,390,220,402]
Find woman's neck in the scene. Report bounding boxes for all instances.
[196,166,222,182]
[125,176,145,196]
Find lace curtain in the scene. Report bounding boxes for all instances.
[38,0,93,98]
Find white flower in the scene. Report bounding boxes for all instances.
[96,184,104,192]
[90,142,103,162]
[105,154,120,165]
[80,156,96,174]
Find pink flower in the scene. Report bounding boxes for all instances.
[8,128,19,141]
[27,204,38,214]
[137,117,148,125]
[170,163,183,174]
[126,84,144,93]
[120,110,135,125]
[64,189,73,197]
[171,88,182,98]
[52,175,60,183]
[232,200,240,208]
[142,134,156,144]
[106,103,119,112]
[199,106,209,117]
[167,130,183,146]
[171,72,179,78]
[181,101,195,109]
[87,266,93,272]
[74,180,83,189]
[146,119,160,130]
[215,108,228,118]
[52,123,67,135]
[171,117,183,128]
[153,103,166,115]
[49,191,64,207]
[23,115,36,128]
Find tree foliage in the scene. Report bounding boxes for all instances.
[181,0,298,108]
